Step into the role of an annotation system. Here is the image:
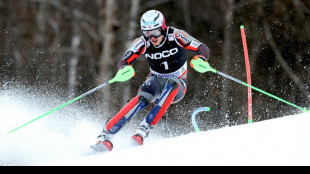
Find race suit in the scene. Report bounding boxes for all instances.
[105,26,210,134]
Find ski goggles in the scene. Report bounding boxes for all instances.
[143,28,162,39]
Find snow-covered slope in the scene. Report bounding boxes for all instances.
[1,87,309,166]
[51,113,310,166]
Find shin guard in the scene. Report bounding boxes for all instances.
[106,95,148,134]
[146,79,180,126]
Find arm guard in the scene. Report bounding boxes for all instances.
[117,37,146,69]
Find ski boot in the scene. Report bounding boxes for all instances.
[90,130,113,152]
[131,124,150,146]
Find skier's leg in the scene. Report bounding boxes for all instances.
[132,77,187,145]
[93,75,161,150]
[146,78,180,126]
[92,94,148,148]
[91,94,150,152]
[103,94,149,136]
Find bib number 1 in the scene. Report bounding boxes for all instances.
[161,61,169,70]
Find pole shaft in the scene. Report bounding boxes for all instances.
[7,66,136,134]
[215,70,309,112]
[7,82,110,134]
[80,82,109,98]
[7,96,82,134]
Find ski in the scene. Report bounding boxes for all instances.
[90,135,144,152]
[131,134,144,146]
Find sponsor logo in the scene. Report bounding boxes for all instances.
[177,34,190,44]
[153,71,181,78]
[123,51,133,59]
[145,48,178,59]
[151,62,187,79]
[130,40,144,52]
[189,40,201,48]
[168,34,174,41]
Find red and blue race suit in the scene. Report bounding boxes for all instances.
[105,27,210,134]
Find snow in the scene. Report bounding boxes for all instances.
[0,87,310,166]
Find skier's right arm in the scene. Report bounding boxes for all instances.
[117,37,146,69]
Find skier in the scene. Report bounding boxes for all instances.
[91,10,210,152]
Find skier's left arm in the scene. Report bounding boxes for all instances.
[174,29,210,62]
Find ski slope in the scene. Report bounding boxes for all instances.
[52,113,310,166]
[0,86,309,166]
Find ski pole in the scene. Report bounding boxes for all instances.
[191,107,210,132]
[7,66,136,134]
[190,59,310,113]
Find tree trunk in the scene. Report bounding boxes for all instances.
[256,2,310,102]
[179,0,191,31]
[35,0,48,47]
[97,0,117,110]
[2,0,15,80]
[220,0,235,126]
[120,0,141,106]
[68,35,81,97]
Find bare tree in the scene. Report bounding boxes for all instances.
[179,0,191,31]
[220,0,235,125]
[96,0,117,110]
[120,0,141,106]
[256,1,310,103]
[68,25,81,97]
[1,0,15,79]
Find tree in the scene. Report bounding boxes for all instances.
[96,0,117,110]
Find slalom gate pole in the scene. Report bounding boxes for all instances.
[190,59,309,113]
[191,107,210,132]
[240,25,253,123]
[7,66,135,134]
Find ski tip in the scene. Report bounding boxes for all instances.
[90,140,113,152]
[131,134,144,146]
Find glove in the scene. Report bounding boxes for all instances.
[190,55,209,73]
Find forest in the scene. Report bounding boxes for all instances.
[0,0,309,134]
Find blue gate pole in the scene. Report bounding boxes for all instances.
[191,107,210,132]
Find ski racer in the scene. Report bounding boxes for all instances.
[91,10,210,152]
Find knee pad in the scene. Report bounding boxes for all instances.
[137,91,154,104]
[166,77,179,89]
[167,77,186,104]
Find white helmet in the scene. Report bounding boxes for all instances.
[140,10,166,39]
